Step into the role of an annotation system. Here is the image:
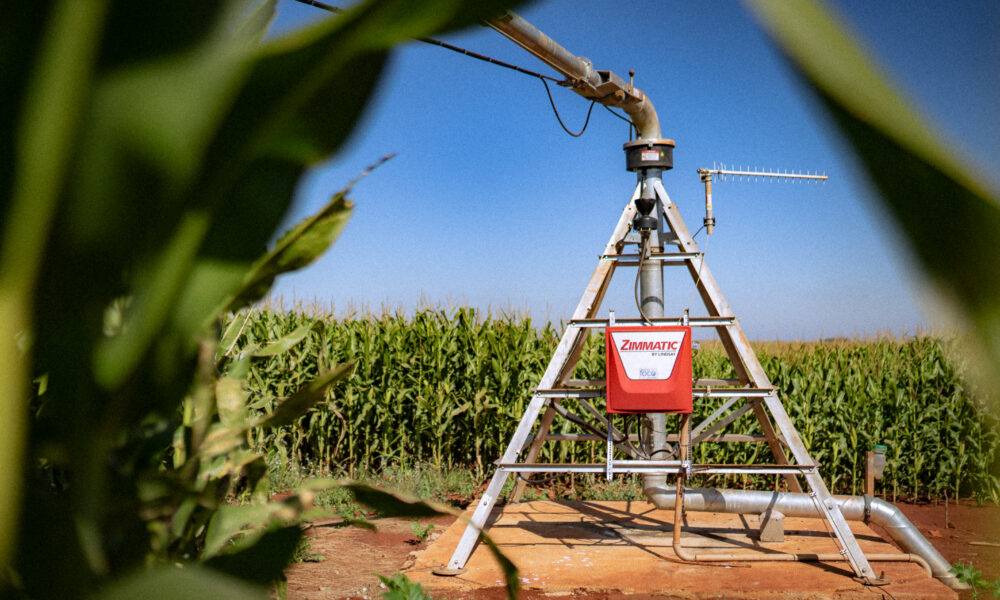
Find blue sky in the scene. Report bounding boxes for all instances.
[266,1,999,340]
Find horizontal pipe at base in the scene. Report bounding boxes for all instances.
[644,480,966,590]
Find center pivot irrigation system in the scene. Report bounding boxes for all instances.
[297,1,963,591]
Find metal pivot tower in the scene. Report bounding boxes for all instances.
[436,9,885,586]
[439,168,882,583]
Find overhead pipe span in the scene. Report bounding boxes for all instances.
[486,11,662,140]
[644,484,966,590]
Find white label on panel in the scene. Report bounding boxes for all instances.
[610,330,685,380]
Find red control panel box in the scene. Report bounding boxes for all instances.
[605,326,692,414]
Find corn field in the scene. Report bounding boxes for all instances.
[230,307,1000,501]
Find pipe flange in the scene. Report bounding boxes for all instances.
[855,574,891,587]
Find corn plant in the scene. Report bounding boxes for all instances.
[241,309,998,501]
[0,1,521,598]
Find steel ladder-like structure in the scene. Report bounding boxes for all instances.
[437,178,880,583]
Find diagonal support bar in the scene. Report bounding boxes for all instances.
[652,180,877,581]
[692,395,743,437]
[442,185,640,572]
[653,179,801,492]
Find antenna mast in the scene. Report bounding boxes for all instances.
[697,165,829,234]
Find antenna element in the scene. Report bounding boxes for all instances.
[697,164,829,234]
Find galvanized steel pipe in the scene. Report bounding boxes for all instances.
[646,484,965,590]
[486,11,662,139]
[487,11,594,85]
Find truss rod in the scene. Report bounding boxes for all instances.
[497,462,816,475]
[571,316,735,327]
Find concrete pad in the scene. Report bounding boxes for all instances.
[408,500,956,599]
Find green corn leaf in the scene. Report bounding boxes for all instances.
[0,0,108,573]
[204,525,302,586]
[233,0,278,46]
[94,565,268,600]
[200,450,266,486]
[170,497,200,539]
[202,503,293,559]
[345,484,450,519]
[377,573,433,600]
[225,191,356,313]
[82,0,385,393]
[480,533,520,600]
[215,376,249,430]
[746,0,1000,397]
[76,1,279,390]
[218,309,255,360]
[202,478,346,560]
[250,322,318,358]
[190,330,352,466]
[255,360,356,429]
[225,353,254,381]
[344,483,519,599]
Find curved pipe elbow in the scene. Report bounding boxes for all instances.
[642,479,966,590]
[866,497,963,588]
[623,94,661,140]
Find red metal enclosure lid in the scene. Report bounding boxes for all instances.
[605,326,693,414]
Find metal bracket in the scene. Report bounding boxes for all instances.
[606,417,614,481]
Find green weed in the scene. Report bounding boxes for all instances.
[292,531,325,564]
[950,562,1000,598]
[378,573,436,600]
[408,522,435,542]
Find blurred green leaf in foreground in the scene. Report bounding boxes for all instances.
[746,0,1000,404]
[0,0,522,598]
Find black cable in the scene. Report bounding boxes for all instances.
[291,0,615,138]
[622,414,650,459]
[294,0,342,12]
[634,231,654,325]
[552,402,625,443]
[423,38,596,136]
[516,472,568,485]
[418,37,563,83]
[541,79,596,137]
[602,104,631,124]
[291,0,562,83]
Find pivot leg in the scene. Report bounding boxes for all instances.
[510,403,558,502]
[441,186,640,572]
[442,394,550,572]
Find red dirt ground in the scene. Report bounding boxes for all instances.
[284,498,1000,600]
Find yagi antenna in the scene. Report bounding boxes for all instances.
[696,163,829,234]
